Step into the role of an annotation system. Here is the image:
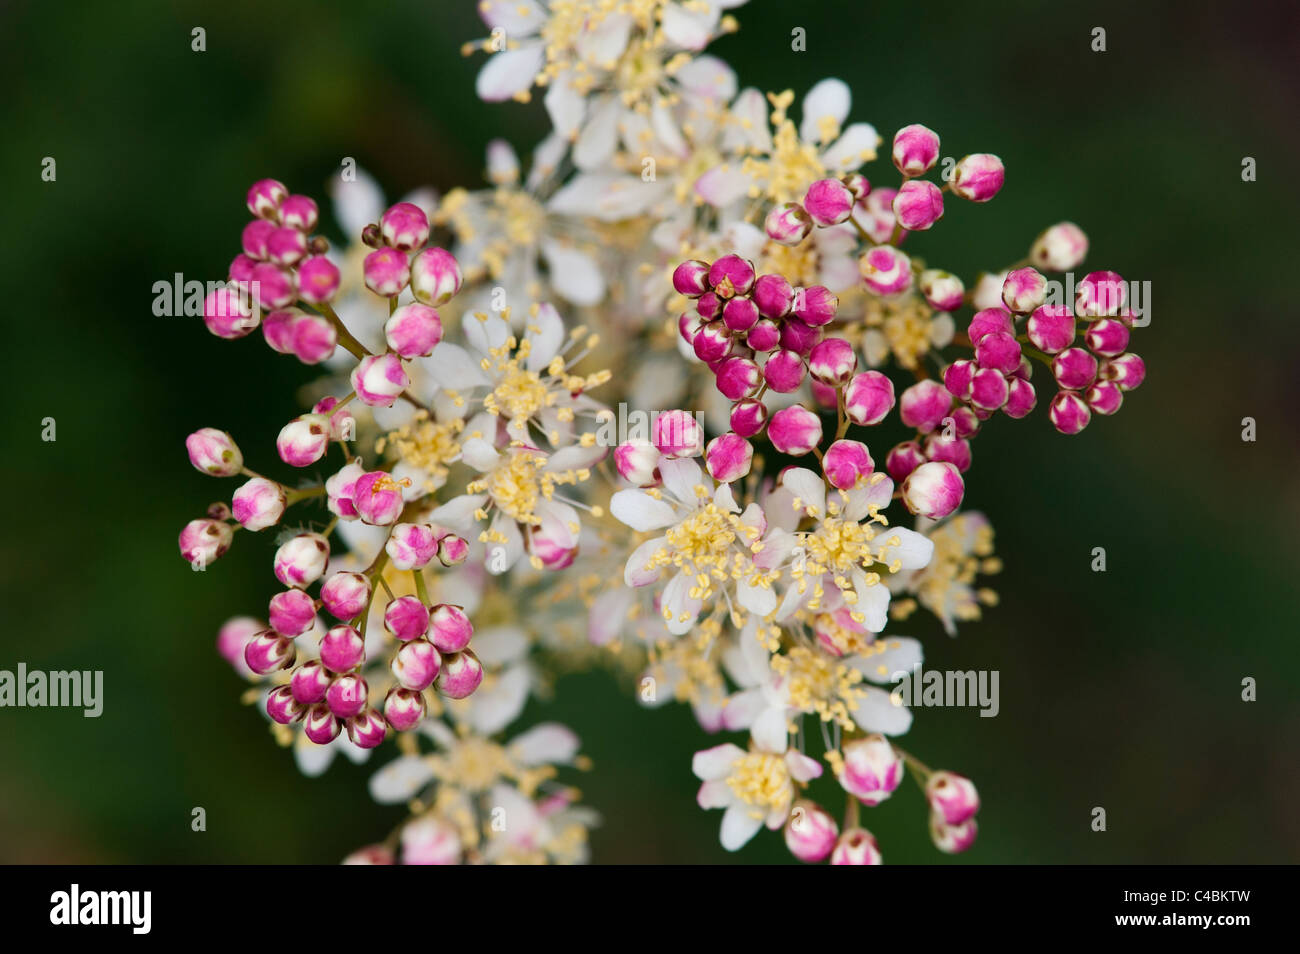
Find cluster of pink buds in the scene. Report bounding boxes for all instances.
[926,771,981,853]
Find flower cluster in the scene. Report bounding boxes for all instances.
[179,1,1149,864]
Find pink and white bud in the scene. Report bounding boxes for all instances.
[383,687,426,732]
[808,337,858,385]
[303,703,342,745]
[951,153,1005,202]
[186,428,243,477]
[715,356,762,400]
[780,318,822,356]
[931,814,979,854]
[273,533,330,588]
[241,219,276,259]
[692,320,731,364]
[1051,347,1099,391]
[1075,270,1126,317]
[1048,390,1091,435]
[950,405,982,437]
[840,734,904,805]
[276,413,330,467]
[752,274,795,319]
[859,246,913,296]
[707,254,756,298]
[1084,318,1130,358]
[266,685,306,725]
[1003,377,1037,419]
[279,194,318,232]
[926,771,980,825]
[803,178,855,227]
[410,248,462,306]
[202,285,258,340]
[427,604,474,654]
[969,367,1011,411]
[764,202,813,246]
[325,672,368,719]
[232,477,286,531]
[350,354,410,408]
[249,263,295,311]
[822,440,874,490]
[893,180,944,231]
[902,460,965,519]
[886,440,927,481]
[435,649,484,699]
[704,433,753,482]
[830,828,883,865]
[353,470,407,526]
[290,660,333,704]
[844,371,895,425]
[1086,380,1124,416]
[347,709,389,749]
[385,523,440,571]
[968,307,1014,345]
[614,439,661,485]
[288,312,337,364]
[721,297,760,333]
[678,311,703,345]
[652,410,704,459]
[1026,304,1076,354]
[380,202,430,251]
[244,629,296,675]
[437,533,469,566]
[296,256,341,304]
[1001,267,1047,314]
[267,588,316,638]
[672,259,711,297]
[899,379,952,433]
[1099,352,1145,391]
[942,359,975,402]
[730,398,769,438]
[792,285,838,326]
[975,331,1022,374]
[784,800,840,863]
[246,179,287,219]
[892,124,940,176]
[744,319,781,353]
[840,172,870,200]
[696,291,722,321]
[384,596,431,642]
[325,462,364,520]
[768,406,823,456]
[920,269,965,312]
[267,226,307,267]
[313,396,354,442]
[925,432,972,472]
[401,817,461,865]
[384,303,443,358]
[217,616,261,676]
[363,247,410,297]
[1030,222,1088,271]
[179,518,233,568]
[391,639,442,691]
[859,187,897,243]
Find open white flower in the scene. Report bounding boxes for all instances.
[692,737,821,851]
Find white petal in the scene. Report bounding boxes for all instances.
[293,733,336,777]
[610,489,679,532]
[475,43,544,102]
[785,750,823,783]
[696,779,733,809]
[661,2,720,50]
[851,685,914,736]
[549,173,667,220]
[428,494,489,531]
[543,71,587,139]
[800,78,851,144]
[852,570,892,633]
[876,526,935,571]
[847,636,924,685]
[509,722,580,766]
[540,241,606,306]
[477,0,546,35]
[660,457,705,504]
[673,55,738,104]
[485,138,520,186]
[527,132,570,191]
[735,578,776,617]
[368,755,436,804]
[422,342,492,391]
[719,803,764,851]
[720,687,765,729]
[692,742,745,780]
[460,437,502,473]
[624,535,667,587]
[573,94,621,170]
[663,570,703,635]
[722,87,772,154]
[694,165,753,207]
[821,122,881,172]
[462,311,511,357]
[575,13,634,67]
[751,705,789,753]
[463,664,531,734]
[589,586,634,644]
[329,168,385,243]
[469,625,530,666]
[781,467,827,518]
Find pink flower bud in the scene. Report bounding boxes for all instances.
[277,413,330,467]
[1099,352,1145,391]
[785,800,840,863]
[279,194,318,232]
[179,518,233,568]
[892,124,940,176]
[808,337,857,385]
[721,296,759,333]
[840,734,903,805]
[764,202,813,246]
[822,439,874,490]
[614,439,660,485]
[1048,390,1091,435]
[392,638,442,691]
[384,303,443,358]
[241,219,276,259]
[385,523,440,571]
[678,310,704,345]
[859,187,897,243]
[410,247,463,306]
[1051,347,1098,390]
[1003,377,1037,419]
[920,269,964,312]
[203,285,258,339]
[229,253,257,284]
[297,256,341,304]
[752,274,795,319]
[975,331,1021,374]
[1084,318,1129,358]
[1026,304,1075,354]
[435,649,484,699]
[692,320,731,364]
[347,709,388,749]
[788,285,835,327]
[326,462,365,520]
[768,406,823,456]
[926,425,972,467]
[1086,380,1124,415]
[1075,270,1125,317]
[352,470,407,526]
[186,428,243,477]
[951,153,1005,202]
[350,353,410,408]
[926,771,980,825]
[438,534,469,566]
[803,178,855,227]
[780,317,822,356]
[762,349,806,393]
[696,290,722,321]
[217,616,261,676]
[841,172,870,199]
[653,410,704,458]
[303,703,342,745]
[1030,221,1088,271]
[715,356,762,399]
[401,817,461,865]
[244,629,296,674]
[232,477,286,531]
[247,179,288,219]
[707,254,755,298]
[859,245,913,296]
[900,379,952,433]
[969,367,1010,411]
[902,460,964,519]
[705,433,753,482]
[274,533,330,588]
[385,596,430,642]
[730,398,769,438]
[950,405,981,437]
[745,318,781,352]
[384,687,426,732]
[830,828,882,865]
[1001,267,1046,314]
[893,179,944,231]
[326,672,369,719]
[380,202,430,251]
[319,623,365,673]
[266,685,306,724]
[290,660,332,704]
[363,247,410,298]
[314,397,355,441]
[931,814,979,854]
[886,440,926,481]
[268,589,316,637]
[286,312,336,364]
[267,226,307,267]
[968,307,1013,345]
[249,263,295,311]
[943,359,975,401]
[672,259,711,297]
[427,604,474,654]
[844,371,895,425]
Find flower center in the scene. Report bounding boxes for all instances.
[726,750,792,814]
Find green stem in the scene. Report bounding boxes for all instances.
[314,301,370,359]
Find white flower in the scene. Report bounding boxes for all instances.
[691,738,821,851]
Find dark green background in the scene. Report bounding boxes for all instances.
[2,0,1297,863]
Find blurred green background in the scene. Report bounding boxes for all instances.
[1,0,1297,863]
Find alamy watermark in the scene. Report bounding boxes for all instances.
[890,663,1000,718]
[0,664,103,717]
